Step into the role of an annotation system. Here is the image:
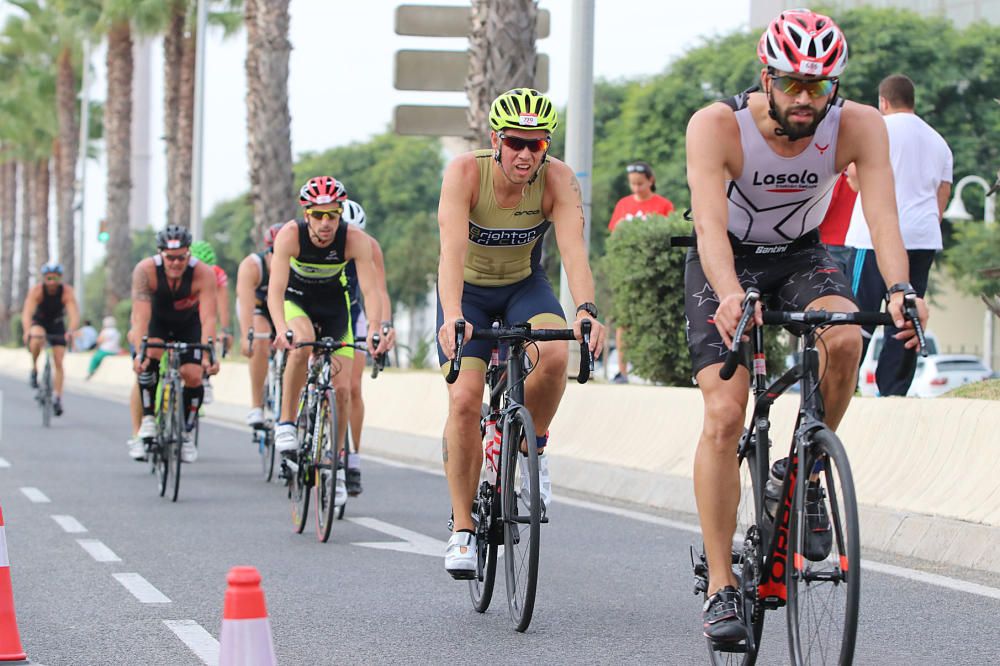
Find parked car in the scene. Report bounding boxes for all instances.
[907,354,992,397]
[858,329,939,397]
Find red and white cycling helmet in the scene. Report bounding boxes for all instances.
[263,222,285,250]
[298,176,347,208]
[758,9,848,78]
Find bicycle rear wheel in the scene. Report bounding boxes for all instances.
[290,406,310,533]
[169,384,183,502]
[470,404,498,613]
[786,427,860,665]
[502,406,539,633]
[314,395,338,542]
[259,427,275,482]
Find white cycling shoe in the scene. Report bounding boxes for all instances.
[181,431,198,463]
[275,423,298,453]
[246,407,265,428]
[519,451,552,513]
[138,415,157,440]
[445,531,477,580]
[127,436,146,462]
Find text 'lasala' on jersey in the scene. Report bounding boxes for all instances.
[751,169,821,192]
[468,221,545,247]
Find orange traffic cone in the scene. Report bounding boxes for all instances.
[0,504,28,664]
[219,566,277,666]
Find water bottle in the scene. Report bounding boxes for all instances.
[764,457,788,521]
[483,417,500,485]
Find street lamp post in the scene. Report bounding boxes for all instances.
[943,174,998,369]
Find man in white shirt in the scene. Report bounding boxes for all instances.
[845,74,952,395]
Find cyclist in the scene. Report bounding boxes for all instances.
[129,225,220,463]
[21,262,80,416]
[268,177,389,508]
[236,223,284,428]
[436,88,605,578]
[189,240,230,405]
[685,9,928,642]
[340,199,395,496]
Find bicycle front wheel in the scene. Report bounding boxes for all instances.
[786,427,860,665]
[259,428,276,482]
[314,395,338,542]
[41,362,52,428]
[290,406,310,533]
[502,406,539,633]
[169,384,183,502]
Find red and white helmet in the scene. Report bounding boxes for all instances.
[758,9,848,78]
[263,222,285,250]
[298,176,347,207]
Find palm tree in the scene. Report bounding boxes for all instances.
[17,158,33,305]
[245,0,294,240]
[0,161,16,341]
[465,0,540,147]
[33,159,50,269]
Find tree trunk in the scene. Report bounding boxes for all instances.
[246,0,295,242]
[174,13,196,230]
[0,161,16,341]
[104,20,134,312]
[465,0,539,148]
[56,46,79,286]
[32,158,50,271]
[163,0,185,229]
[17,160,33,306]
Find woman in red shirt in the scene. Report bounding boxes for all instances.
[608,162,674,383]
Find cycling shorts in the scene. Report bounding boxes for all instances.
[30,318,67,346]
[284,290,354,359]
[436,269,566,373]
[685,233,856,378]
[148,315,204,366]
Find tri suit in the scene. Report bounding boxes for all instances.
[31,284,68,346]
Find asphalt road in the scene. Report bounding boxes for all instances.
[0,374,998,665]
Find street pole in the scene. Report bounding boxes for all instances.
[559,0,595,374]
[189,0,209,240]
[74,39,92,295]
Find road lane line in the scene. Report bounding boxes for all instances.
[348,517,445,557]
[20,487,51,503]
[51,515,87,533]
[164,619,219,666]
[861,559,1000,601]
[0,458,9,468]
[77,539,122,563]
[113,573,171,603]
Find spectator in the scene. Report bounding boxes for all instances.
[608,161,674,383]
[844,74,952,395]
[818,171,858,276]
[86,316,122,380]
[74,319,98,351]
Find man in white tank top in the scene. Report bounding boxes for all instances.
[684,9,929,644]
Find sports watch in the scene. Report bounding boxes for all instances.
[886,282,915,299]
[576,302,599,319]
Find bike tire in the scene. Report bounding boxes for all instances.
[502,406,539,633]
[41,361,52,428]
[260,427,276,482]
[169,383,183,502]
[314,395,338,542]
[470,403,499,613]
[786,427,860,666]
[290,404,311,533]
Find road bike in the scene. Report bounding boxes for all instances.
[29,334,55,427]
[693,288,925,665]
[446,318,593,632]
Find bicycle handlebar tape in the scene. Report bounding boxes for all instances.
[577,319,592,384]
[219,566,276,666]
[0,504,28,663]
[445,319,466,385]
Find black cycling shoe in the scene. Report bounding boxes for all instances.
[805,482,833,561]
[53,399,63,417]
[29,370,38,389]
[703,585,745,644]
[346,467,362,496]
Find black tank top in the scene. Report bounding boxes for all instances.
[153,255,199,327]
[34,284,65,324]
[286,220,349,300]
[253,251,270,305]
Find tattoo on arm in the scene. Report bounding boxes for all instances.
[132,266,152,302]
[570,175,586,228]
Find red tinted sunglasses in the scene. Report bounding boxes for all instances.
[499,133,551,153]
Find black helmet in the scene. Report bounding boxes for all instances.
[156,225,193,251]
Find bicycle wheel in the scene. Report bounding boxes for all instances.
[259,427,276,482]
[501,405,539,632]
[40,361,52,428]
[314,394,338,542]
[707,430,768,665]
[786,427,860,665]
[168,383,183,502]
[470,404,499,613]
[290,406,310,533]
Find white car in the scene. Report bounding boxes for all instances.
[858,328,939,397]
[907,354,992,398]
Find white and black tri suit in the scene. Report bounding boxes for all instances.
[685,89,856,375]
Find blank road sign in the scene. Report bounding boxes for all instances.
[394,51,549,92]
[394,105,470,137]
[395,5,550,38]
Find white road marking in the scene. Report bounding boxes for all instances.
[861,559,1000,601]
[51,515,87,533]
[164,619,219,666]
[20,487,51,503]
[77,539,121,563]
[113,573,171,603]
[0,458,9,468]
[349,517,446,558]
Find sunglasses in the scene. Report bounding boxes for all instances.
[161,251,190,263]
[626,164,650,174]
[44,275,61,282]
[498,133,551,154]
[770,75,837,99]
[306,208,342,221]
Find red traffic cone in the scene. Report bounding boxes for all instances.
[219,566,276,666]
[0,504,28,664]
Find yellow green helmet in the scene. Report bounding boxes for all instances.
[488,88,558,133]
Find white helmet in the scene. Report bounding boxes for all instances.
[341,199,367,230]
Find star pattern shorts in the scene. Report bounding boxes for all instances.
[684,239,856,378]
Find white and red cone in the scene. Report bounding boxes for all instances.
[219,566,277,666]
[0,503,28,664]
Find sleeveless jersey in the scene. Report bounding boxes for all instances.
[152,255,199,327]
[251,251,270,306]
[33,284,65,324]
[286,220,348,302]
[465,149,550,287]
[725,92,843,244]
